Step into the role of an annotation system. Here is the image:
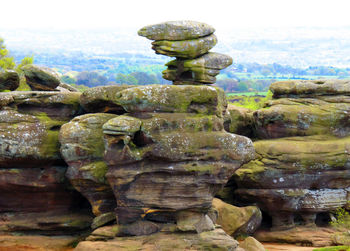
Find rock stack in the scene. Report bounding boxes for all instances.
[138,20,232,85]
[231,79,350,233]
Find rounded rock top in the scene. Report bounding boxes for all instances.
[138,20,215,41]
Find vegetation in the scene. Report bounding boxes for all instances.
[331,207,350,230]
[227,90,273,110]
[313,246,350,251]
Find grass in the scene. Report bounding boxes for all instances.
[226,91,273,110]
[227,91,268,96]
[313,246,350,251]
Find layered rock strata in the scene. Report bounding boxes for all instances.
[233,79,350,231]
[0,91,92,233]
[138,20,232,85]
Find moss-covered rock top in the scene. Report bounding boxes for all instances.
[270,79,350,98]
[0,70,19,91]
[21,64,61,91]
[112,84,227,117]
[138,20,215,41]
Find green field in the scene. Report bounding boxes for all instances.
[227,91,268,97]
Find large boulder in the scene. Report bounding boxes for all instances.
[0,91,90,233]
[0,70,19,91]
[21,64,61,91]
[253,97,350,138]
[138,20,215,41]
[59,113,117,216]
[103,111,255,225]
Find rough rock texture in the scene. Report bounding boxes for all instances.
[0,91,91,234]
[138,20,215,41]
[151,34,217,59]
[76,228,239,251]
[270,79,350,98]
[224,105,254,137]
[239,236,265,251]
[212,198,262,236]
[21,64,61,91]
[254,227,337,247]
[80,85,133,113]
[234,79,350,232]
[103,108,255,224]
[163,52,232,85]
[253,97,350,139]
[0,70,19,91]
[59,113,117,216]
[138,21,232,85]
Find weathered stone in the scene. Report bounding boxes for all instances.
[270,79,350,98]
[239,237,265,251]
[0,91,81,166]
[176,211,214,233]
[57,82,79,92]
[163,52,232,84]
[234,136,350,190]
[0,70,19,91]
[102,115,142,135]
[21,64,61,91]
[0,211,92,233]
[212,198,262,236]
[224,105,254,137]
[76,229,239,251]
[138,20,215,41]
[80,85,133,113]
[112,85,227,117]
[254,226,336,247]
[152,34,217,58]
[59,113,117,216]
[91,212,116,230]
[253,97,350,138]
[103,111,254,224]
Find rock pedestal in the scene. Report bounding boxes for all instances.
[138,20,232,85]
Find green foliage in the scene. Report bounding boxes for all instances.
[16,56,34,73]
[76,71,108,87]
[312,246,350,251]
[0,38,16,70]
[115,73,138,85]
[331,207,350,230]
[61,75,77,84]
[227,90,273,110]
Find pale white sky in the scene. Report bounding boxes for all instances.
[1,0,350,29]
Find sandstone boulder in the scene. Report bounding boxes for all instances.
[270,79,350,98]
[212,198,262,236]
[0,70,19,91]
[59,113,117,216]
[21,64,61,91]
[138,20,215,41]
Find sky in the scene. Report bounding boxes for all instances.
[2,0,350,30]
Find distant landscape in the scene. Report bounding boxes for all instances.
[2,26,350,93]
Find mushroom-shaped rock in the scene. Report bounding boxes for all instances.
[0,70,19,91]
[138,20,215,41]
[21,64,61,91]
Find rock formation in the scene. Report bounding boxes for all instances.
[0,91,93,234]
[0,70,19,91]
[21,64,61,91]
[138,20,232,85]
[232,79,350,232]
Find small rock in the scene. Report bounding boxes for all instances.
[0,70,19,91]
[176,211,214,233]
[91,212,116,230]
[239,237,265,251]
[21,64,61,91]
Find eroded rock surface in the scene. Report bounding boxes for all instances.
[21,64,61,91]
[234,79,350,232]
[0,70,19,91]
